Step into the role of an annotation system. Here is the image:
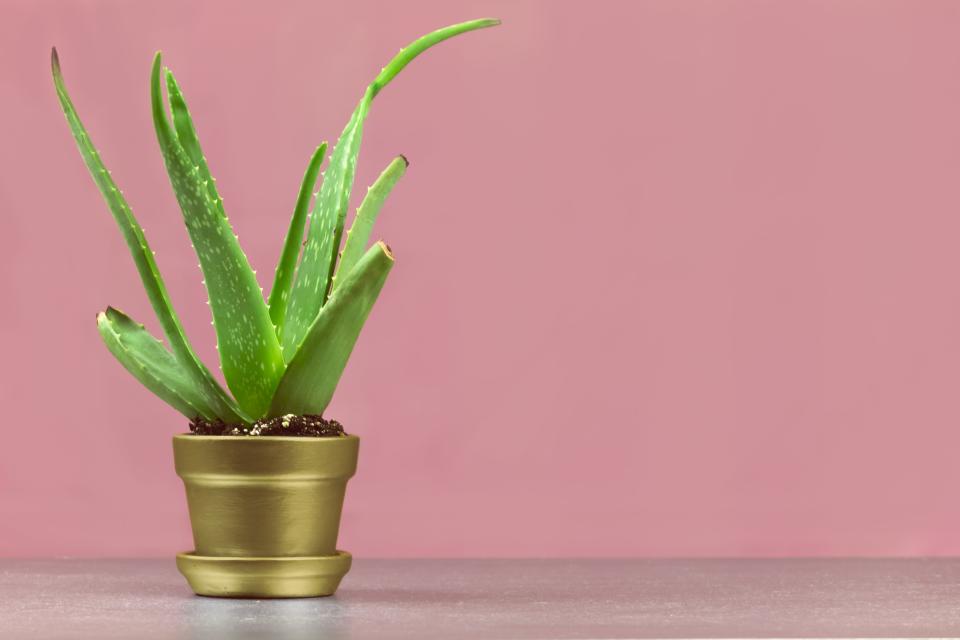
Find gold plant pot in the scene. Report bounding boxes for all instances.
[172,434,359,598]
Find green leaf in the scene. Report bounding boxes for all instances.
[282,88,372,360]
[151,54,285,419]
[331,155,407,294]
[97,307,214,419]
[269,143,326,344]
[269,242,394,417]
[165,70,225,218]
[51,48,246,424]
[370,18,501,98]
[281,18,500,360]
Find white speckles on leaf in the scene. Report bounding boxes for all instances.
[155,113,284,418]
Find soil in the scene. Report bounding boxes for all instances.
[189,414,346,437]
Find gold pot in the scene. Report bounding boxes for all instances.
[172,434,359,598]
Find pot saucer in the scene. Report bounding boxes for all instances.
[176,550,352,598]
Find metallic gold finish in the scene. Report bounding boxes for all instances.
[172,434,359,597]
[176,551,352,598]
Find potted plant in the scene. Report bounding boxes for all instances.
[52,18,499,598]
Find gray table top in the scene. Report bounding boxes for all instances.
[2,558,960,639]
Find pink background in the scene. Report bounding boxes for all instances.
[4,0,960,557]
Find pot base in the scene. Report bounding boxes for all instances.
[176,550,352,598]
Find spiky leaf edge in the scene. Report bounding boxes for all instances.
[152,55,286,419]
[165,71,226,218]
[331,155,407,293]
[269,242,394,417]
[51,48,246,423]
[269,143,326,345]
[281,18,500,360]
[97,307,214,419]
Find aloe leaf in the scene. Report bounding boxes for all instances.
[269,143,326,342]
[370,18,501,98]
[269,242,394,417]
[164,70,225,218]
[331,156,407,294]
[281,18,500,360]
[282,88,372,359]
[151,53,285,419]
[51,48,246,424]
[97,308,215,419]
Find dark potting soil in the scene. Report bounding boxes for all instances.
[189,414,346,437]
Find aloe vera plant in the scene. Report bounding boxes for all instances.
[54,19,499,425]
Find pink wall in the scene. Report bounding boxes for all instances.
[4,0,960,557]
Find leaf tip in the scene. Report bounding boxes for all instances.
[398,154,410,168]
[98,305,123,324]
[164,66,180,93]
[376,240,395,260]
[151,53,165,91]
[50,47,61,75]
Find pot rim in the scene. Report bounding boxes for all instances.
[173,433,359,443]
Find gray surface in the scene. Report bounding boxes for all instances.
[2,559,960,639]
